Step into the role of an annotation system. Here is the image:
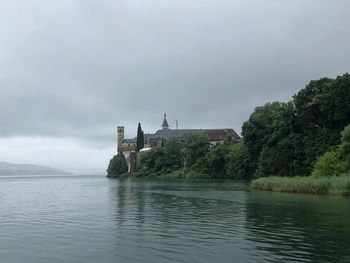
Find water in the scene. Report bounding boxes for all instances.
[0,175,349,263]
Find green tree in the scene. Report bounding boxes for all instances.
[338,124,350,163]
[312,124,350,177]
[312,150,348,177]
[255,102,305,177]
[157,138,184,173]
[242,73,350,178]
[227,140,251,179]
[136,122,144,152]
[138,147,164,176]
[107,154,128,177]
[138,138,184,176]
[203,143,230,177]
[242,102,290,176]
[293,73,350,172]
[184,134,210,169]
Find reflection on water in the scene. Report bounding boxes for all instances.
[0,175,349,263]
[245,192,350,263]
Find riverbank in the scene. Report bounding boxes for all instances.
[107,171,350,196]
[250,174,350,196]
[107,169,214,179]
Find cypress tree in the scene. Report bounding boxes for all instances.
[136,122,144,152]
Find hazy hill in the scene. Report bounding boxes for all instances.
[0,161,68,175]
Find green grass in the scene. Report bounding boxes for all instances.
[250,174,350,195]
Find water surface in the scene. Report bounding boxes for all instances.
[0,175,349,262]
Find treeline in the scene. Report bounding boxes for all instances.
[137,135,238,178]
[250,124,350,194]
[240,73,350,178]
[107,73,350,179]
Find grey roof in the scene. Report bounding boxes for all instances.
[143,128,240,141]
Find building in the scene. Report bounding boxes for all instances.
[117,114,240,172]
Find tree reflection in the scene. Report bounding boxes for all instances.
[245,193,350,263]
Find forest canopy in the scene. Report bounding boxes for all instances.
[108,73,350,179]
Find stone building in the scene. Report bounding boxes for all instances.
[117,114,240,172]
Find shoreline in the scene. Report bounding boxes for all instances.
[107,172,350,196]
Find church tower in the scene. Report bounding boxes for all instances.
[162,114,169,130]
[117,126,124,153]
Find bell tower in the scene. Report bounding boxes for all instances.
[117,126,124,154]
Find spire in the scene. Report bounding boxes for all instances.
[162,114,169,130]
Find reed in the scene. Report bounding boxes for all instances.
[250,174,350,195]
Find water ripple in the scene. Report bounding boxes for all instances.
[0,176,349,263]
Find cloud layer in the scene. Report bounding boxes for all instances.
[0,0,349,169]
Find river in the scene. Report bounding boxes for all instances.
[0,175,349,263]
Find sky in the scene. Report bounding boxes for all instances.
[0,0,349,172]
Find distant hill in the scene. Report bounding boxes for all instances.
[0,161,69,175]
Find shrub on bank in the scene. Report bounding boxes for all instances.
[312,150,349,177]
[250,174,350,195]
[107,154,128,178]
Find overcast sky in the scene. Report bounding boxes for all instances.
[0,0,349,172]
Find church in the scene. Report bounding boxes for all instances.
[117,114,240,172]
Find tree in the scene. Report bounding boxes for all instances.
[138,147,164,176]
[184,134,210,169]
[241,73,350,178]
[242,102,290,176]
[312,150,348,177]
[312,124,350,177]
[136,122,144,152]
[293,73,350,171]
[255,102,305,177]
[107,154,128,177]
[203,143,230,177]
[138,138,184,176]
[338,124,350,163]
[227,140,251,179]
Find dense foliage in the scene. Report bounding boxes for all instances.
[108,73,350,181]
[138,138,184,176]
[312,124,350,177]
[227,140,250,179]
[242,73,350,178]
[138,135,238,178]
[107,154,128,177]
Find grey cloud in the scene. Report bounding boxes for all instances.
[1,0,350,146]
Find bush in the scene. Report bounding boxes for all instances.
[339,124,350,163]
[107,154,128,177]
[312,124,350,177]
[312,150,348,177]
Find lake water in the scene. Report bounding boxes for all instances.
[0,175,349,263]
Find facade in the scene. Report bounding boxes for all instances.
[117,114,240,172]
[116,126,137,173]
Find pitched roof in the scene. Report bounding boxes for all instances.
[204,129,240,141]
[143,128,240,141]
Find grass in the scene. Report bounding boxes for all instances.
[250,174,350,196]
